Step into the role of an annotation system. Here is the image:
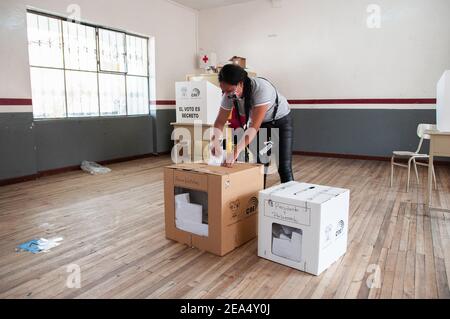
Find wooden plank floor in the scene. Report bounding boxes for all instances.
[0,155,449,299]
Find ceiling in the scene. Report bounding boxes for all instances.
[171,0,258,10]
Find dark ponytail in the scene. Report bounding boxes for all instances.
[219,64,253,123]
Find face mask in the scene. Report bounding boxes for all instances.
[227,92,238,100]
[225,83,243,99]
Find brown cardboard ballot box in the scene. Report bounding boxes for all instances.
[164,163,264,256]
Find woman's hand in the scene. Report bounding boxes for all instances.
[222,148,239,168]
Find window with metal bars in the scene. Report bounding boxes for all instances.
[26,10,150,119]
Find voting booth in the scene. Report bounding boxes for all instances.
[175,80,222,125]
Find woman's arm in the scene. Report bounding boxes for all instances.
[214,107,231,133]
[224,104,269,167]
[211,107,231,156]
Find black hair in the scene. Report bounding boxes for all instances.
[218,64,252,124]
[218,64,248,85]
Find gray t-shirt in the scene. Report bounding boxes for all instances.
[221,77,290,124]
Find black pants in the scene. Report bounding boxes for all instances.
[256,112,294,188]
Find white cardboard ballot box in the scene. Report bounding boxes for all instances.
[437,70,450,132]
[258,181,350,276]
[175,81,222,125]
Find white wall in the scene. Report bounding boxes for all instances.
[198,0,450,99]
[0,0,198,104]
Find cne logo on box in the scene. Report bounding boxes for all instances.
[335,220,345,238]
[246,197,258,215]
[191,88,201,98]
